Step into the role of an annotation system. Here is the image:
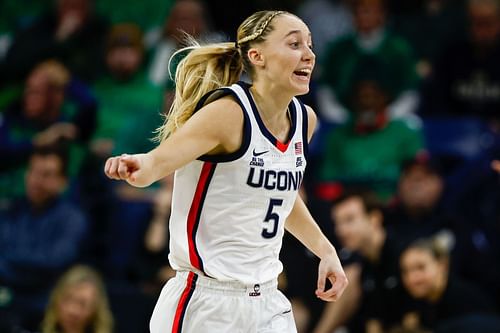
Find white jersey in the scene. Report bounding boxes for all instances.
[168,81,309,284]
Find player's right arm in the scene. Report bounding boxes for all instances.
[104,96,244,187]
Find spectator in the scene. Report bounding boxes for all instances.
[318,0,419,123]
[391,0,466,79]
[0,59,96,201]
[319,63,424,200]
[0,145,88,331]
[313,190,407,333]
[148,0,222,87]
[1,0,109,83]
[41,265,113,333]
[384,155,453,247]
[422,0,500,122]
[91,23,163,159]
[400,236,498,330]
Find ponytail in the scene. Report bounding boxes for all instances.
[155,40,243,142]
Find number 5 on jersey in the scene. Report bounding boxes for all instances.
[262,199,283,239]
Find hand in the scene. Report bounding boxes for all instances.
[104,153,151,187]
[55,12,85,41]
[33,123,77,146]
[315,255,348,302]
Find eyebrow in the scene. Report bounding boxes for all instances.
[284,30,312,38]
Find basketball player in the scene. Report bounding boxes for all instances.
[105,10,348,333]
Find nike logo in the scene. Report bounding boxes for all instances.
[253,149,269,157]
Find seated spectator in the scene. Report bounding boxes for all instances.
[91,23,163,159]
[318,0,419,123]
[313,190,408,333]
[319,64,424,200]
[384,155,453,247]
[400,236,498,331]
[391,0,466,79]
[0,60,96,201]
[421,0,500,122]
[1,0,109,83]
[41,265,113,333]
[0,145,88,331]
[148,0,222,87]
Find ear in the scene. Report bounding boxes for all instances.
[247,47,265,68]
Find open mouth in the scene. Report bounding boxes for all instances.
[293,69,311,81]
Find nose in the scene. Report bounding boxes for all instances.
[303,45,315,62]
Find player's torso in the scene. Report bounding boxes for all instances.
[168,82,309,284]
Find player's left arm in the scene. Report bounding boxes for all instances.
[284,105,348,302]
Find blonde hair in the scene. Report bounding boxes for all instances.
[32,60,71,90]
[42,265,113,333]
[155,10,290,141]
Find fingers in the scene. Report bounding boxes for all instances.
[316,273,348,302]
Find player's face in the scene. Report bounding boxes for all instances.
[256,15,315,95]
[400,248,443,300]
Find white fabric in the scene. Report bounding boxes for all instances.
[168,83,308,284]
[150,271,297,333]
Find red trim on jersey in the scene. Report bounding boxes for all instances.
[186,162,216,271]
[172,272,197,333]
[276,140,290,153]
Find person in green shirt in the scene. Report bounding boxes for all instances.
[318,0,419,124]
[320,62,424,200]
[91,23,163,159]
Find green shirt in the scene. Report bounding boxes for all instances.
[92,70,163,150]
[321,31,418,107]
[320,118,423,200]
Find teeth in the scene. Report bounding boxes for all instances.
[296,68,311,74]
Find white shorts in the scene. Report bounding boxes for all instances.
[150,271,297,333]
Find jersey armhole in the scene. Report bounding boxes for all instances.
[297,98,309,159]
[195,88,251,163]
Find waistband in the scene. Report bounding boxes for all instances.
[176,271,278,297]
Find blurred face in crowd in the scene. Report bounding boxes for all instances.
[398,165,443,213]
[165,0,207,40]
[25,154,67,208]
[56,281,97,333]
[400,248,445,300]
[57,0,90,23]
[106,46,143,80]
[354,0,386,34]
[24,70,65,122]
[469,1,500,46]
[332,196,374,251]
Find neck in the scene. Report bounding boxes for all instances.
[361,228,386,263]
[250,80,294,120]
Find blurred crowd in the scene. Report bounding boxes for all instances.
[0,0,499,332]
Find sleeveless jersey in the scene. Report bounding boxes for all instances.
[168,81,309,284]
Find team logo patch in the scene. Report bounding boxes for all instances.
[249,284,261,297]
[296,156,303,167]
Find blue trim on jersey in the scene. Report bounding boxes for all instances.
[238,81,298,151]
[194,88,252,163]
[299,100,309,158]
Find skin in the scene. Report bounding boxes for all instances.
[105,14,347,302]
[25,154,67,209]
[400,248,447,302]
[56,282,98,333]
